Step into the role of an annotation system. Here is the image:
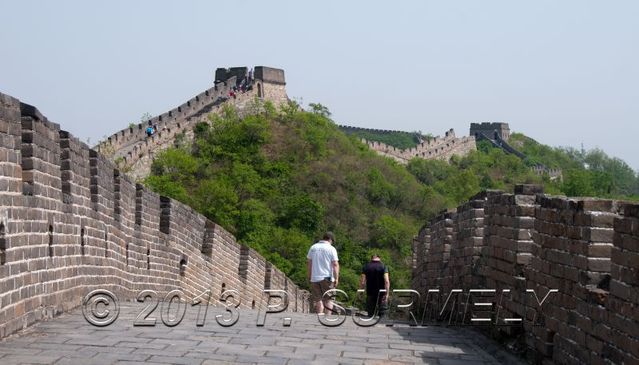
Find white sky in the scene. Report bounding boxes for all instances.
[1,1,637,169]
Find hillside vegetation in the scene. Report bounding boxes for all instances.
[145,100,638,296]
[407,140,547,206]
[509,133,639,199]
[146,101,443,295]
[407,136,639,207]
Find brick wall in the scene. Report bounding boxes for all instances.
[0,92,308,339]
[412,184,639,364]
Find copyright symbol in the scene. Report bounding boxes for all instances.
[82,289,120,327]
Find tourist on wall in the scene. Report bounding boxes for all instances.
[307,232,340,314]
[360,254,390,317]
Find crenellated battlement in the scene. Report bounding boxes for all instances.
[337,124,418,136]
[531,164,563,181]
[0,90,308,339]
[97,66,288,180]
[412,184,639,364]
[361,128,477,164]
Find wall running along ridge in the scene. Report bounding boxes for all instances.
[412,184,639,364]
[360,128,477,164]
[96,66,288,181]
[0,91,309,339]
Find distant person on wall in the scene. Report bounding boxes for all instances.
[145,126,154,137]
[360,254,390,318]
[307,232,339,314]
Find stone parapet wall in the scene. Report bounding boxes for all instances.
[96,66,288,181]
[451,191,496,290]
[418,211,455,292]
[412,184,639,364]
[526,196,622,364]
[0,91,308,339]
[362,129,477,164]
[482,185,539,331]
[411,226,431,293]
[98,79,234,158]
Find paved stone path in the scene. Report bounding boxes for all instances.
[0,305,524,364]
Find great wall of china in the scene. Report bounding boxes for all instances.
[2,66,628,364]
[94,65,557,182]
[0,67,308,339]
[412,185,639,364]
[97,66,288,181]
[344,126,478,164]
[341,122,562,180]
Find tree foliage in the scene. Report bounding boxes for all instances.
[145,101,638,298]
[146,101,436,295]
[510,133,639,199]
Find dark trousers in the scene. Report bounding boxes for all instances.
[366,294,385,317]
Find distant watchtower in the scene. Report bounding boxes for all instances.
[214,66,287,105]
[469,122,510,141]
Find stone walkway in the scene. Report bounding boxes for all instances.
[0,305,525,364]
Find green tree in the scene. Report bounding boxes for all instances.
[562,169,595,197]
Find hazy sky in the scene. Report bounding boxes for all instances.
[2,1,638,169]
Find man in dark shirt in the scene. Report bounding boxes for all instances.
[360,254,390,317]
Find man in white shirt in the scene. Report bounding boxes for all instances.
[307,232,339,314]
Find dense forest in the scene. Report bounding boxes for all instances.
[146,101,437,295]
[145,99,638,296]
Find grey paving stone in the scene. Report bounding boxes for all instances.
[0,354,62,364]
[232,353,289,364]
[147,355,204,365]
[301,338,345,346]
[149,338,202,347]
[212,344,250,356]
[91,352,153,362]
[320,344,367,353]
[379,356,440,364]
[342,351,389,360]
[116,341,169,350]
[439,359,488,365]
[65,337,122,347]
[131,347,189,357]
[228,336,277,345]
[275,340,318,348]
[200,360,237,365]
[78,345,135,355]
[285,360,318,365]
[0,346,45,355]
[0,306,526,364]
[196,354,237,363]
[55,357,115,365]
[311,357,364,365]
[30,349,93,359]
[186,335,231,344]
[26,343,85,351]
[265,350,314,360]
[366,348,414,357]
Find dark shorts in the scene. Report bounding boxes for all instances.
[310,280,334,303]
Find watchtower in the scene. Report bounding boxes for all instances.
[469,122,510,141]
[214,65,287,105]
